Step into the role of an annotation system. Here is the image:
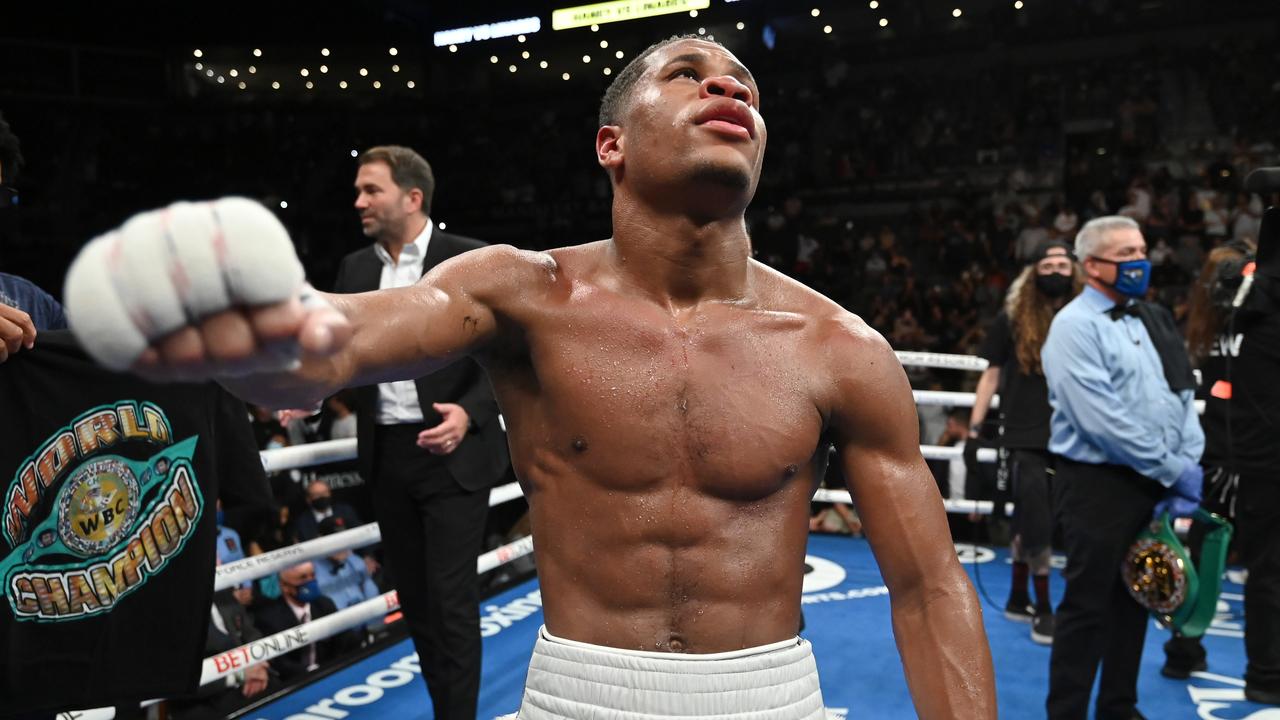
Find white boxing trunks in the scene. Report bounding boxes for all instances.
[501,625,829,719]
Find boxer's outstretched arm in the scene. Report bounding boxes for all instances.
[824,318,996,720]
[63,200,549,408]
[217,244,545,409]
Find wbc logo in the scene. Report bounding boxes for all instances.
[1,402,204,622]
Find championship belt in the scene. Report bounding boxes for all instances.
[1121,509,1233,638]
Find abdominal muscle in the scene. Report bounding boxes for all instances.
[525,478,812,654]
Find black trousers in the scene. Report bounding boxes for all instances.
[1047,457,1163,720]
[1239,474,1280,690]
[372,424,490,720]
[1010,448,1054,558]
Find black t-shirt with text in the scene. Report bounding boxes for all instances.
[1199,311,1280,476]
[978,311,1052,450]
[0,331,269,716]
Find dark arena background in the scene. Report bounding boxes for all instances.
[1,1,1278,718]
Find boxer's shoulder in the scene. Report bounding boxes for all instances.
[748,261,875,342]
[427,243,563,318]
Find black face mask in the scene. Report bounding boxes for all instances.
[1035,273,1072,298]
[311,497,332,512]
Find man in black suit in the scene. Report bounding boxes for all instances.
[252,561,360,682]
[292,478,363,542]
[170,586,278,719]
[331,145,508,719]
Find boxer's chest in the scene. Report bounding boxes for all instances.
[503,290,825,501]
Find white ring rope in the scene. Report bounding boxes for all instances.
[260,438,357,472]
[215,481,525,590]
[922,445,996,462]
[215,522,380,591]
[201,533,537,687]
[895,351,989,372]
[914,390,998,409]
[812,487,1012,517]
[200,590,401,686]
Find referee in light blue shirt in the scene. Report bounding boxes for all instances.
[1041,216,1204,720]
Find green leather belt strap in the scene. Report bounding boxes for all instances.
[1175,509,1234,639]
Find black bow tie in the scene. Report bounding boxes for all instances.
[1108,302,1141,321]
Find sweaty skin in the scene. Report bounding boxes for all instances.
[145,39,996,719]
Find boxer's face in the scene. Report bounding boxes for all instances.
[354,161,421,240]
[599,40,766,201]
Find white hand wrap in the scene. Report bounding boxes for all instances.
[64,197,305,370]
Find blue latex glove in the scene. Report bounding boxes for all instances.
[1154,461,1203,519]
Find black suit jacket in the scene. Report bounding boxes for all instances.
[331,229,509,492]
[252,595,352,681]
[290,502,363,543]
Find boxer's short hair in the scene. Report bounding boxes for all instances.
[599,34,714,128]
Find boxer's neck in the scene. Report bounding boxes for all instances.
[609,206,753,310]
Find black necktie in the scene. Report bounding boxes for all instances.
[1108,302,1141,321]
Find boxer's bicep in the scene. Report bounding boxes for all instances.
[329,244,543,387]
[828,334,954,595]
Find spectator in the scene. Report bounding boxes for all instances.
[0,114,64,358]
[327,391,357,440]
[313,517,383,632]
[934,407,972,501]
[253,562,361,682]
[169,566,278,719]
[292,479,362,542]
[0,274,65,333]
[1015,212,1050,264]
[1231,192,1263,243]
[1051,200,1080,240]
[214,500,254,608]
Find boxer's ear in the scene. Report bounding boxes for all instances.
[596,125,624,179]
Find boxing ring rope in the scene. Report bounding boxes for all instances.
[894,351,990,372]
[260,438,358,472]
[201,535,540,686]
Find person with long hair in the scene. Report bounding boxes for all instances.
[970,240,1084,645]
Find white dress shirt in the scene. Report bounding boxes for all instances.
[374,218,433,424]
[288,599,318,670]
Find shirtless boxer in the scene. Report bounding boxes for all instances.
[64,37,995,719]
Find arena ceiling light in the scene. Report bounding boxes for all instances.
[434,16,542,47]
[552,0,710,31]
